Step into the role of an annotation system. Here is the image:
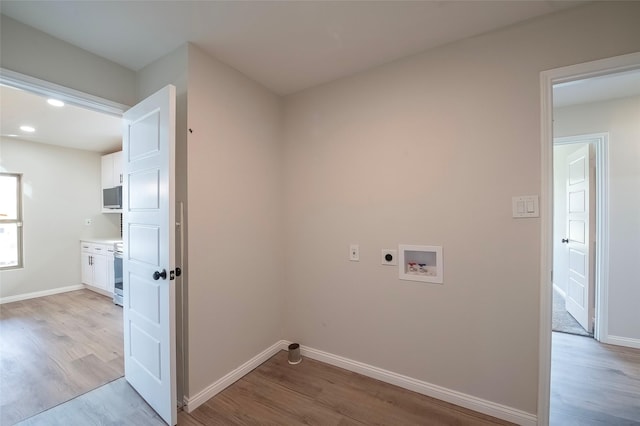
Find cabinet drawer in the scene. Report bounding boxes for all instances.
[80,242,111,255]
[92,244,108,255]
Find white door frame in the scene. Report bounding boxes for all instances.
[538,51,640,425]
[0,68,129,115]
[554,133,608,339]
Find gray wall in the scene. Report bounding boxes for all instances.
[281,1,640,414]
[185,44,284,395]
[0,15,136,106]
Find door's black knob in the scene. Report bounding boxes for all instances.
[153,269,167,280]
[561,238,569,243]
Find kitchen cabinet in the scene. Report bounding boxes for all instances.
[80,242,111,294]
[101,151,123,189]
[101,151,123,214]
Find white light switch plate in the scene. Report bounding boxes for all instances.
[512,195,539,218]
[349,244,360,261]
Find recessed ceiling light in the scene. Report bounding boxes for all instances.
[20,125,36,133]
[47,98,65,107]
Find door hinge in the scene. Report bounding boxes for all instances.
[169,268,182,280]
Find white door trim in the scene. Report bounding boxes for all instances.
[554,134,608,340]
[0,67,129,115]
[538,51,640,426]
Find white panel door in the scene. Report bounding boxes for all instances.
[122,85,176,426]
[564,144,595,333]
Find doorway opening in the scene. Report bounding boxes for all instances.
[539,52,640,425]
[0,69,184,426]
[0,72,126,424]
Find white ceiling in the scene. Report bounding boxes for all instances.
[0,85,122,153]
[1,0,585,96]
[2,1,639,153]
[553,69,640,108]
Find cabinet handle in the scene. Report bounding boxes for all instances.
[120,174,123,184]
[89,256,92,266]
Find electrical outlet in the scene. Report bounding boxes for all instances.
[381,249,397,265]
[349,244,359,261]
[85,218,92,226]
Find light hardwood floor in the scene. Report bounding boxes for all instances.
[15,377,165,426]
[551,331,640,425]
[182,350,513,425]
[0,289,124,425]
[7,292,639,425]
[18,351,513,426]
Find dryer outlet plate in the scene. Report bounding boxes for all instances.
[381,249,397,266]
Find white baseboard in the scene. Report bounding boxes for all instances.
[602,335,640,350]
[185,339,536,425]
[83,284,113,298]
[0,285,84,304]
[288,341,537,426]
[552,283,566,299]
[183,340,284,413]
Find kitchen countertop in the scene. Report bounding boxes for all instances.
[81,238,123,245]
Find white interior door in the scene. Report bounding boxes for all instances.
[564,144,595,333]
[122,85,177,425]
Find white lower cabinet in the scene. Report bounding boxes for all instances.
[80,242,112,294]
[81,250,93,285]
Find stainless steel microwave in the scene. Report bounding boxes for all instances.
[103,186,122,209]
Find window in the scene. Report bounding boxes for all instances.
[0,173,23,269]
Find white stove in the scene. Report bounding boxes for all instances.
[113,242,123,306]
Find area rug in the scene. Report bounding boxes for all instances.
[552,287,592,337]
